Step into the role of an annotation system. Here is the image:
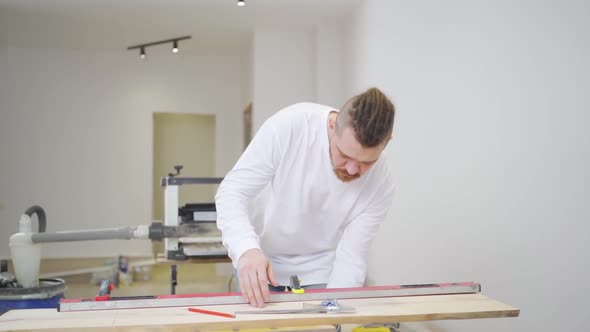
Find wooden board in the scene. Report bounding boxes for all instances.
[0,294,519,332]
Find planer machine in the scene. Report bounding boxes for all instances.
[161,165,226,260]
[8,165,226,289]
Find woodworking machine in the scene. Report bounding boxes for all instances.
[160,165,226,260]
[8,166,226,289]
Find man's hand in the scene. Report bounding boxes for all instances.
[237,248,279,307]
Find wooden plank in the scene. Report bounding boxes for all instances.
[0,294,519,332]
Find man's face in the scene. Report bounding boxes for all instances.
[328,124,386,182]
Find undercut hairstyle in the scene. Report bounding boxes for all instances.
[336,87,395,147]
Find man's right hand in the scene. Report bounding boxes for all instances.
[237,248,279,307]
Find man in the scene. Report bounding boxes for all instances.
[215,87,395,307]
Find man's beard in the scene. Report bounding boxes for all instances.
[333,168,360,182]
[329,139,360,182]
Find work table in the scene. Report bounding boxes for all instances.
[0,293,519,331]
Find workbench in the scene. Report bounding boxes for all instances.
[0,293,518,331]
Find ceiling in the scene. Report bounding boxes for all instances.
[0,0,360,55]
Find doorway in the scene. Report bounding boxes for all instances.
[152,113,216,221]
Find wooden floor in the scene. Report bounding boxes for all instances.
[5,256,233,299]
[60,259,234,299]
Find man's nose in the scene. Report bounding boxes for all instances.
[345,160,360,175]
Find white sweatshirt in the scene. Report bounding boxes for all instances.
[215,102,394,288]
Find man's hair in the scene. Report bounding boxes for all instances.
[336,87,395,147]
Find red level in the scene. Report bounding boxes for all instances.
[59,281,481,312]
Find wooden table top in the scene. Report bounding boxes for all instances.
[0,293,519,332]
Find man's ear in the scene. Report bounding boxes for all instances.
[328,111,338,132]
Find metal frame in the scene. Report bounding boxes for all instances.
[127,36,192,50]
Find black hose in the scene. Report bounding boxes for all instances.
[24,205,47,233]
[148,222,205,240]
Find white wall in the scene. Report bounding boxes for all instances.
[0,47,242,258]
[252,28,317,131]
[251,23,348,130]
[345,0,590,331]
[316,23,346,109]
[240,34,254,111]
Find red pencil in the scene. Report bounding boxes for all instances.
[188,307,236,319]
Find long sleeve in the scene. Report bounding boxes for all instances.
[326,178,395,288]
[215,117,284,267]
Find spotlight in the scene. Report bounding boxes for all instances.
[127,36,191,60]
[237,0,245,6]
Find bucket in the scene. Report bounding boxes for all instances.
[0,278,66,315]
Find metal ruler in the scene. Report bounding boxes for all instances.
[58,281,480,312]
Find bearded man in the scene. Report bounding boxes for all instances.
[216,87,396,307]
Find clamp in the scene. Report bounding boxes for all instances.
[95,279,114,301]
[289,275,304,294]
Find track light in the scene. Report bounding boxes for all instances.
[237,0,245,6]
[127,36,191,60]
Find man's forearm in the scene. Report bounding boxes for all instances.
[215,180,262,266]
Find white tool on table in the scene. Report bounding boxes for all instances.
[234,299,356,315]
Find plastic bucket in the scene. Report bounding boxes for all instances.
[0,278,66,315]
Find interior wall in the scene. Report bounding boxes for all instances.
[0,47,241,258]
[152,113,216,221]
[252,27,317,131]
[240,34,254,112]
[240,36,254,150]
[344,1,589,331]
[251,23,347,130]
[316,23,346,109]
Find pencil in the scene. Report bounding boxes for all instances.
[188,307,236,319]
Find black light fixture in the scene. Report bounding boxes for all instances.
[237,0,245,6]
[127,36,191,59]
